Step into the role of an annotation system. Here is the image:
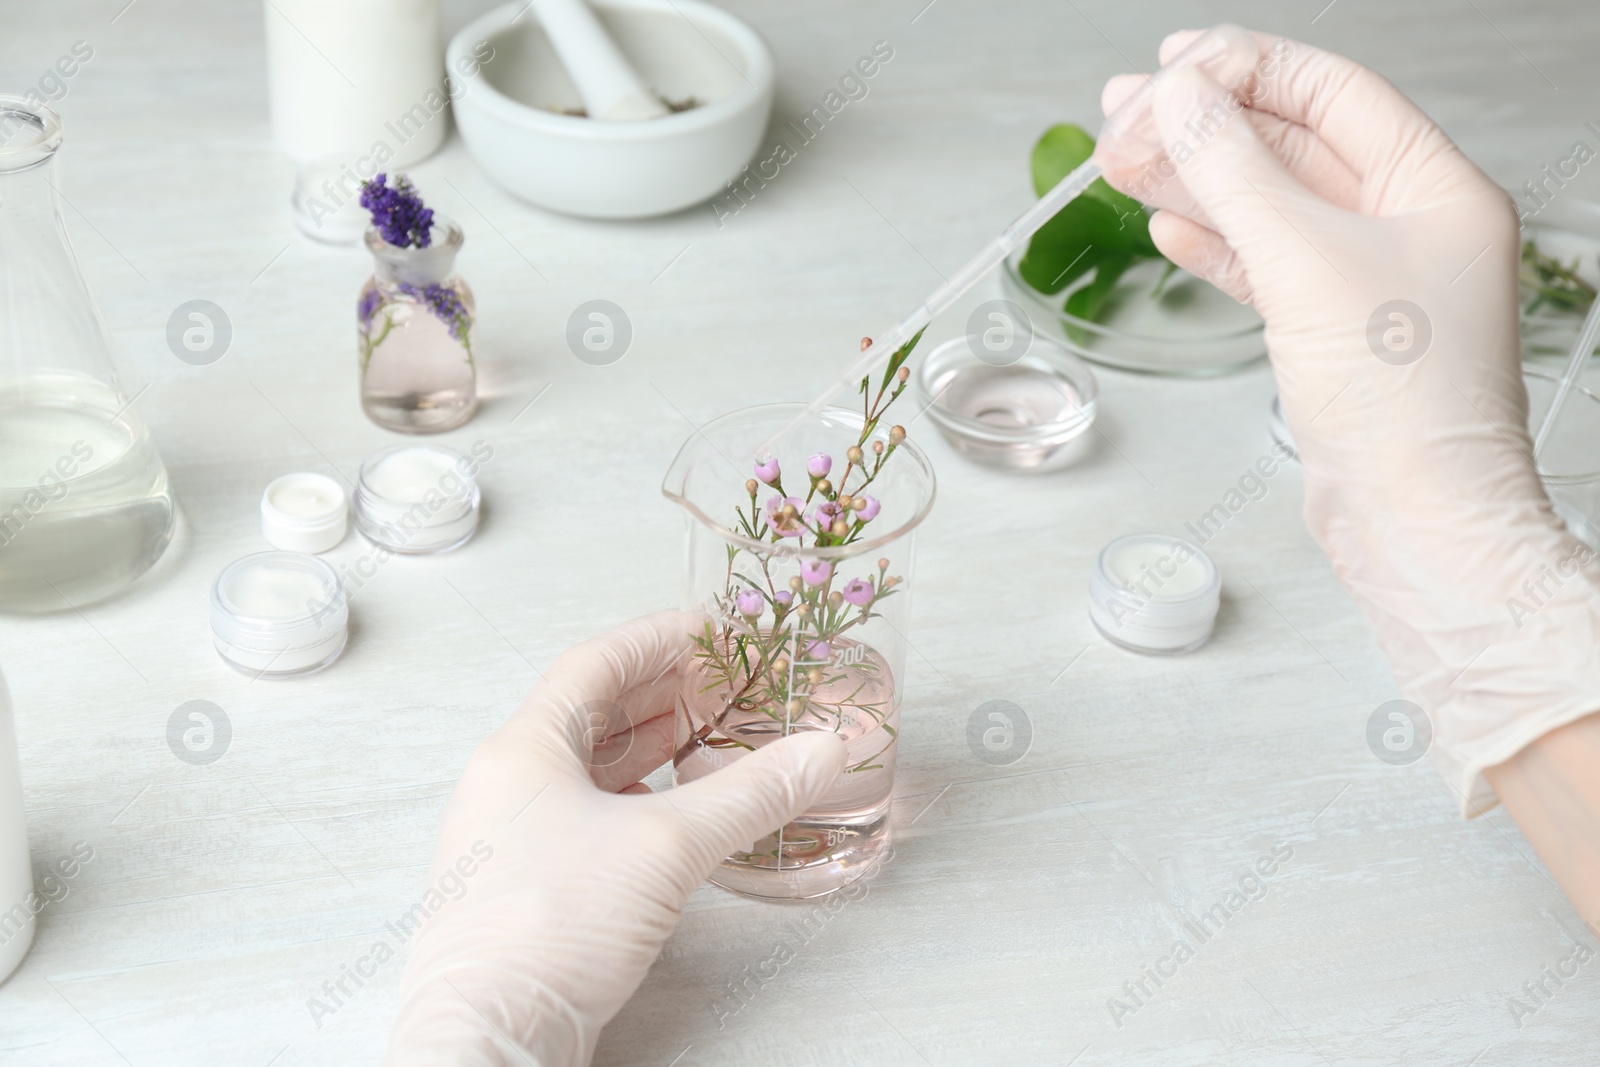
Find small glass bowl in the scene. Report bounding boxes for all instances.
[353,443,482,554]
[914,334,1097,472]
[1001,249,1265,376]
[1526,365,1600,549]
[210,552,348,678]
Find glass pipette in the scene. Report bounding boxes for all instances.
[1532,291,1600,460]
[760,24,1261,456]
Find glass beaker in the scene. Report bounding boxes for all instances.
[0,96,175,613]
[662,404,936,899]
[358,219,477,434]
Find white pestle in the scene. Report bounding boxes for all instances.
[528,0,669,120]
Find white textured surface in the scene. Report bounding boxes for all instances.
[1,1,1598,1064]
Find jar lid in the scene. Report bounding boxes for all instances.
[1088,534,1221,655]
[262,472,348,554]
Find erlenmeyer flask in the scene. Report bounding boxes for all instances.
[0,96,174,612]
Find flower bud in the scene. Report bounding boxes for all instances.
[807,668,824,685]
[828,591,844,611]
[860,336,872,352]
[831,519,849,537]
[773,657,789,675]
[745,479,758,496]
[847,445,864,464]
[897,366,910,383]
[788,576,804,592]
[872,440,884,455]
[807,453,833,478]
[889,425,906,445]
[816,479,832,496]
[877,557,890,571]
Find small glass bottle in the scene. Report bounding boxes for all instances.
[357,218,477,434]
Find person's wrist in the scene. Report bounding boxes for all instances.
[385,966,580,1067]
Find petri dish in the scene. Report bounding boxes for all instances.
[1518,193,1600,365]
[1000,248,1265,377]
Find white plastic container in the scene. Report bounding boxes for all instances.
[261,472,348,554]
[264,0,446,167]
[1088,534,1221,655]
[0,671,35,982]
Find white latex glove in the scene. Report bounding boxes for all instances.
[382,610,847,1066]
[1100,31,1600,814]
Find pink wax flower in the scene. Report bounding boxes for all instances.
[754,457,781,484]
[799,559,833,586]
[764,495,806,537]
[805,640,832,661]
[856,495,881,522]
[807,453,833,477]
[842,578,874,606]
[814,500,845,526]
[773,590,793,607]
[735,589,764,616]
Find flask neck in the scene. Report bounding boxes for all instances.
[366,218,463,289]
[0,94,125,394]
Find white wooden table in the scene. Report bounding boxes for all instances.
[2,1,1597,1063]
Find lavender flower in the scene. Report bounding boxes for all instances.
[799,559,832,586]
[360,173,435,249]
[357,288,384,329]
[807,453,832,478]
[736,589,764,617]
[842,578,874,606]
[398,282,473,350]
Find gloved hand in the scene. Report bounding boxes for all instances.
[1099,31,1600,814]
[382,610,847,1066]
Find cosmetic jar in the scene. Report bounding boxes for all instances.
[291,156,367,245]
[353,443,481,554]
[914,335,1098,471]
[211,551,348,677]
[1088,534,1221,655]
[261,472,348,553]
